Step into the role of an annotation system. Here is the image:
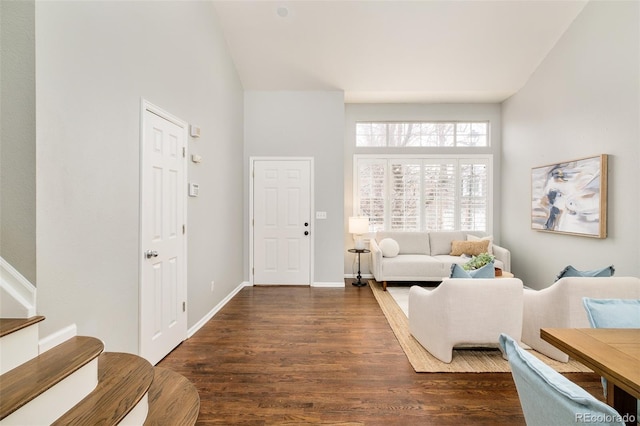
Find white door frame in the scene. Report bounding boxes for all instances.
[249,157,314,286]
[138,99,188,362]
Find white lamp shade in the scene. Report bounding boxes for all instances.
[348,216,369,235]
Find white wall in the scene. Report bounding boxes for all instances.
[244,91,345,285]
[344,103,502,276]
[36,1,244,353]
[502,0,639,288]
[1,0,36,284]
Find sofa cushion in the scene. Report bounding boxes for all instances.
[450,262,496,278]
[379,238,400,257]
[467,234,494,254]
[450,240,490,256]
[429,231,465,255]
[382,255,444,277]
[376,232,430,255]
[555,265,615,281]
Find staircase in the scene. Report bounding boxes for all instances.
[0,316,200,425]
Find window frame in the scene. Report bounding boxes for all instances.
[353,154,493,233]
[355,121,491,148]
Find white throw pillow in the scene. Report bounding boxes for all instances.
[379,238,400,257]
[467,234,493,254]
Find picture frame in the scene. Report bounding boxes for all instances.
[531,154,607,238]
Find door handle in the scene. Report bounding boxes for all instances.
[304,231,309,236]
[145,250,159,259]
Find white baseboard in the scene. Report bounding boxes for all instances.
[312,282,345,288]
[39,323,78,353]
[187,281,251,338]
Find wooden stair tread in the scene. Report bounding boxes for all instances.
[52,352,154,425]
[0,335,103,419]
[144,367,200,426]
[0,316,45,338]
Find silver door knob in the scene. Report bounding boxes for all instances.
[145,250,159,259]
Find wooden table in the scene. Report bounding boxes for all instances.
[541,328,640,425]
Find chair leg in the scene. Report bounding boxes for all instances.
[383,281,387,291]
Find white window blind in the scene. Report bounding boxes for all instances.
[356,159,386,232]
[355,156,491,232]
[390,160,421,231]
[459,162,488,231]
[424,161,456,231]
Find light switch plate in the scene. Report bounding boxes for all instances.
[315,211,327,219]
[188,183,199,197]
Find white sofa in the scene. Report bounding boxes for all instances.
[521,276,640,362]
[409,278,524,363]
[370,231,511,290]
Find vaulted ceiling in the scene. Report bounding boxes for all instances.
[212,0,587,103]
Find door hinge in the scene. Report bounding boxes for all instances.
[182,224,186,234]
[182,147,186,158]
[182,301,186,312]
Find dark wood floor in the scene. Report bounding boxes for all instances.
[158,279,603,425]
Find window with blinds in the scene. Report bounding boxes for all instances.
[355,156,491,232]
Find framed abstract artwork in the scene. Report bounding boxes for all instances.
[531,154,608,238]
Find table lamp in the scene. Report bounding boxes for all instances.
[349,216,369,250]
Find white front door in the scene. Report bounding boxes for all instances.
[253,159,312,285]
[140,102,187,365]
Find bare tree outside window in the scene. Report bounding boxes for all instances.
[356,121,488,147]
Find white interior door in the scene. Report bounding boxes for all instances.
[140,102,187,365]
[253,159,312,285]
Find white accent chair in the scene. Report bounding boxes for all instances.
[408,278,524,363]
[522,276,640,362]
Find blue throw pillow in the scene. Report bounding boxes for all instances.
[583,298,640,328]
[450,261,495,279]
[555,265,615,281]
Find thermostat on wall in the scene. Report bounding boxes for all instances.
[188,183,199,197]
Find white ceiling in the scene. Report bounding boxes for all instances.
[212,1,587,103]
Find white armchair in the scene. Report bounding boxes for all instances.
[408,278,524,363]
[522,276,640,362]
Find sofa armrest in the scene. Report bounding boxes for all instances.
[369,238,383,281]
[493,244,510,272]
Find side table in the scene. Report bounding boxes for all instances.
[348,248,370,287]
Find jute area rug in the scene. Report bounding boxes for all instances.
[368,279,592,373]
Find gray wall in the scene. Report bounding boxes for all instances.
[36,1,244,352]
[343,103,502,276]
[502,0,640,288]
[1,0,37,284]
[244,91,345,285]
